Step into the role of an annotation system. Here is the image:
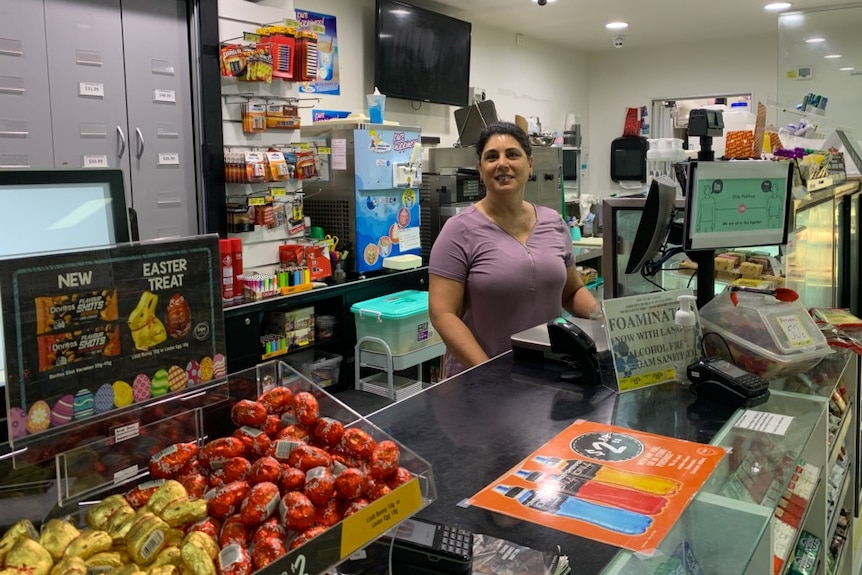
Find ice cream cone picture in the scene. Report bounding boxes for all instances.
[128,291,167,350]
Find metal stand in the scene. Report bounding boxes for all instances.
[355,336,445,401]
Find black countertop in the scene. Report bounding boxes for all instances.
[364,352,722,574]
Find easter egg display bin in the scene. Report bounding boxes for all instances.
[27,359,436,575]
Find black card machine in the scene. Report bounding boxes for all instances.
[547,318,601,386]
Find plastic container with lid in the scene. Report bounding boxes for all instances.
[351,290,441,355]
[698,291,832,379]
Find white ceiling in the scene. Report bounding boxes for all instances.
[420,0,855,53]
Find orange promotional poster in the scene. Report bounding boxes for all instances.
[468,419,726,553]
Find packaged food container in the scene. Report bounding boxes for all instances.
[699,291,831,379]
[286,350,342,388]
[351,290,441,355]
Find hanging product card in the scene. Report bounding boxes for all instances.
[0,236,226,447]
[601,289,698,392]
[468,419,725,553]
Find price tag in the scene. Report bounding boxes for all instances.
[114,422,140,443]
[153,89,176,103]
[776,314,814,348]
[270,187,287,196]
[284,19,300,29]
[82,155,109,168]
[158,152,180,166]
[113,465,139,485]
[317,147,331,155]
[248,197,266,206]
[310,23,326,33]
[243,32,261,42]
[79,82,105,97]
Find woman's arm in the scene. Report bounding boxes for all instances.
[429,273,489,369]
[561,265,601,319]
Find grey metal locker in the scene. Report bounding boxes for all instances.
[0,0,54,169]
[121,0,198,239]
[43,0,132,207]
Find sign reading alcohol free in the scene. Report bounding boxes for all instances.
[601,289,699,392]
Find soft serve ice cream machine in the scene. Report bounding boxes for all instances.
[300,123,423,273]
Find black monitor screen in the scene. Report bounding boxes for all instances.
[0,169,130,387]
[684,161,792,251]
[374,0,472,106]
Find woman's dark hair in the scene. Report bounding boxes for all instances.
[475,121,532,158]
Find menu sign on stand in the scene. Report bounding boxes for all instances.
[0,236,226,448]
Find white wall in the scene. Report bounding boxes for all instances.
[587,36,778,199]
[288,0,591,147]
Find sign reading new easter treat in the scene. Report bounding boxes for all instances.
[0,235,226,446]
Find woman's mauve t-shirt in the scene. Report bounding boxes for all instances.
[429,204,574,376]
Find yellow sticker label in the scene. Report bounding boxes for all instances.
[243,32,261,43]
[294,142,311,150]
[310,23,326,34]
[317,147,331,155]
[248,197,266,206]
[618,368,675,392]
[284,19,300,29]
[270,187,287,196]
[339,478,423,558]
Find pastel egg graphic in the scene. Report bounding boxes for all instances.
[132,374,151,403]
[94,384,114,414]
[113,380,134,407]
[199,357,213,382]
[50,394,75,427]
[73,389,95,420]
[8,407,27,439]
[167,365,187,392]
[186,360,201,387]
[26,400,51,434]
[212,353,227,378]
[151,369,170,397]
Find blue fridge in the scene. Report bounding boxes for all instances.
[300,123,422,274]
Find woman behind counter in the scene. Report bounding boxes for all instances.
[429,121,600,378]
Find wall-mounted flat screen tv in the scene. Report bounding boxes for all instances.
[374,0,472,107]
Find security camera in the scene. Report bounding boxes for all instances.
[613,36,625,48]
[537,0,548,5]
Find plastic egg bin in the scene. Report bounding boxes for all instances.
[699,291,831,379]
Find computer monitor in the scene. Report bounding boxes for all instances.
[0,169,131,388]
[684,160,792,251]
[454,100,499,148]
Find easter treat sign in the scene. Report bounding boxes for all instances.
[0,235,226,446]
[601,289,699,393]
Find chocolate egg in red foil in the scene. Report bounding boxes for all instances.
[231,400,267,428]
[303,466,335,507]
[219,514,251,548]
[252,537,287,571]
[240,481,280,526]
[289,525,327,550]
[334,468,366,500]
[279,491,316,531]
[279,466,306,493]
[315,499,342,528]
[187,516,222,540]
[252,518,287,548]
[340,428,376,460]
[258,387,293,415]
[292,392,319,426]
[166,293,191,339]
[313,417,345,447]
[247,456,282,485]
[217,543,252,575]
[222,457,251,483]
[369,440,400,480]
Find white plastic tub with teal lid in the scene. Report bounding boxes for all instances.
[350,290,442,355]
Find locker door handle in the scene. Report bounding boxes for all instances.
[135,128,145,159]
[117,126,127,159]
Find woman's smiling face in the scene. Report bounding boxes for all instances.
[478,134,532,196]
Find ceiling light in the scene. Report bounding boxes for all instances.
[606,22,629,31]
[805,37,825,43]
[825,54,842,59]
[764,2,792,11]
[531,0,557,3]
[840,67,855,71]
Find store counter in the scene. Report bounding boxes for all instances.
[362,348,858,574]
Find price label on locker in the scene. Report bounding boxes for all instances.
[158,153,180,166]
[79,82,105,97]
[153,89,176,103]
[83,155,109,168]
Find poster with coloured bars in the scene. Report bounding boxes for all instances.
[468,419,726,553]
[0,235,227,447]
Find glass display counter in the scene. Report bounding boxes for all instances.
[606,349,857,575]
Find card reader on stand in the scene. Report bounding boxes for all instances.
[511,317,609,386]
